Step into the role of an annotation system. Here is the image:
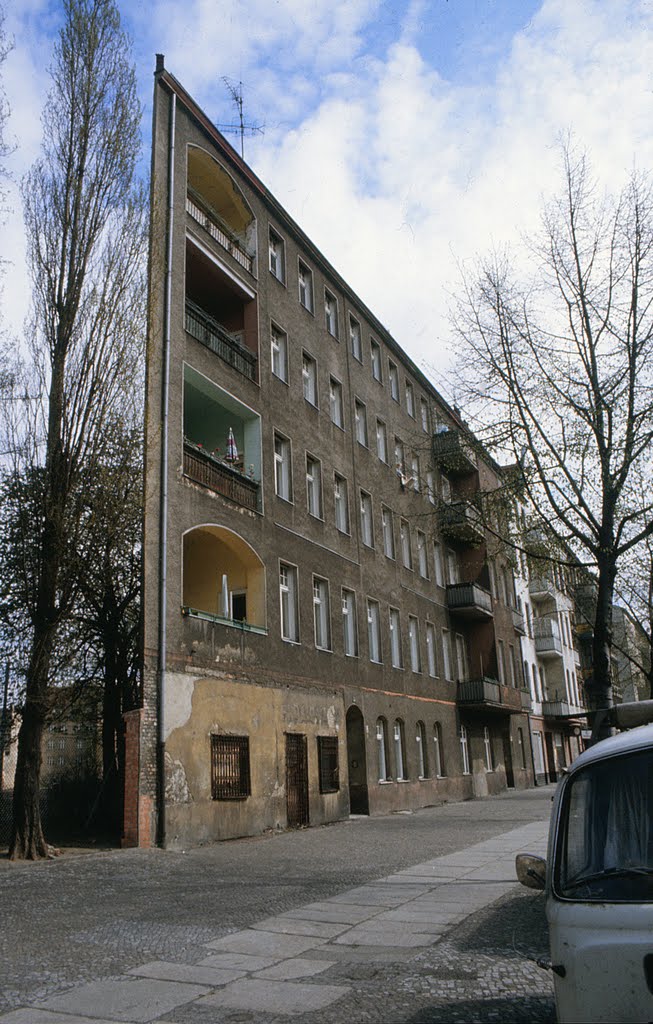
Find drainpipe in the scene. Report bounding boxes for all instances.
[156,67,176,848]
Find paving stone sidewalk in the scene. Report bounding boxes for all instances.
[0,816,551,1024]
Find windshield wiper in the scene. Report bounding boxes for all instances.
[565,866,653,890]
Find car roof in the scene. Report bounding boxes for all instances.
[570,722,653,774]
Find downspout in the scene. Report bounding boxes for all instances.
[157,67,176,848]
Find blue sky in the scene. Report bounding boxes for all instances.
[3,0,653,396]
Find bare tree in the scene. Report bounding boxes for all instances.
[8,0,145,859]
[452,146,653,719]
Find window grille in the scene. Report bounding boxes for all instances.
[211,735,251,800]
[317,735,339,793]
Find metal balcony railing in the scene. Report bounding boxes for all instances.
[457,678,523,712]
[439,501,484,545]
[542,700,585,719]
[431,429,478,475]
[185,300,257,381]
[533,616,563,657]
[529,577,556,601]
[183,442,260,511]
[186,188,254,274]
[446,582,493,619]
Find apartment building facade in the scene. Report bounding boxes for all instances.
[133,59,534,849]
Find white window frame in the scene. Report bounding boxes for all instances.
[306,453,323,519]
[390,607,403,669]
[416,721,428,779]
[367,599,382,663]
[377,717,390,780]
[394,719,407,780]
[274,431,292,502]
[442,628,453,680]
[313,575,331,651]
[349,315,362,361]
[389,361,399,402]
[376,418,388,463]
[270,322,288,382]
[400,519,412,570]
[329,376,344,429]
[370,338,382,381]
[354,398,368,447]
[426,622,437,677]
[341,588,358,657]
[434,721,445,777]
[455,632,468,681]
[434,541,445,587]
[325,288,339,338]
[405,380,415,418]
[268,226,285,283]
[409,616,421,673]
[420,397,429,433]
[298,260,314,313]
[334,473,350,534]
[426,470,436,504]
[360,490,374,547]
[302,351,318,407]
[417,530,429,579]
[381,506,395,559]
[280,561,299,642]
[460,724,470,775]
[483,726,494,772]
[411,453,420,492]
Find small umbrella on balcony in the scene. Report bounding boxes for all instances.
[226,427,238,463]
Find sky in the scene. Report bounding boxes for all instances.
[2,0,653,403]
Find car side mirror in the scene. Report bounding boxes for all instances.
[516,852,546,890]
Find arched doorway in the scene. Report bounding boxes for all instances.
[346,705,369,814]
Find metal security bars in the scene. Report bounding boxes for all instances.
[317,736,339,794]
[211,735,251,800]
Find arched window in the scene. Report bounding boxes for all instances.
[433,722,446,777]
[376,717,391,782]
[416,721,428,779]
[394,719,407,780]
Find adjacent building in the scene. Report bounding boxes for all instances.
[131,58,535,849]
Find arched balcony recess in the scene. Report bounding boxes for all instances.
[186,145,256,275]
[182,525,266,634]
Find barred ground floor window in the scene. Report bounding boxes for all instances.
[211,734,251,800]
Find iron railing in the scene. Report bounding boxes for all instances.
[183,442,260,511]
[186,188,254,273]
[446,582,493,617]
[185,300,257,381]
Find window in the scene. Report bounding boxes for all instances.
[306,454,322,518]
[354,398,368,446]
[483,726,494,771]
[497,639,506,684]
[313,576,331,650]
[400,519,412,569]
[211,735,251,800]
[367,599,382,663]
[416,721,428,779]
[349,315,362,361]
[325,289,339,337]
[442,628,453,680]
[298,260,314,312]
[434,541,445,587]
[329,377,344,428]
[334,473,350,533]
[376,717,391,780]
[302,351,318,406]
[371,339,382,381]
[381,506,395,559]
[420,397,429,433]
[434,722,445,777]
[280,562,299,642]
[376,419,388,463]
[405,381,415,417]
[342,588,358,657]
[446,548,459,585]
[417,531,429,578]
[317,736,339,793]
[411,453,420,492]
[390,607,403,668]
[460,725,470,775]
[394,720,407,780]
[409,616,421,673]
[455,633,468,681]
[274,432,292,501]
[441,473,452,503]
[425,470,436,505]
[426,623,438,677]
[508,644,517,687]
[389,361,399,401]
[271,323,288,382]
[360,490,374,547]
[268,227,285,283]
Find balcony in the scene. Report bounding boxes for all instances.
[512,608,526,634]
[184,442,260,511]
[520,689,533,712]
[457,678,523,714]
[542,700,585,719]
[533,617,563,659]
[432,429,478,476]
[185,300,257,381]
[446,582,493,620]
[439,501,484,546]
[182,525,266,632]
[187,189,254,274]
[529,577,556,602]
[186,145,257,276]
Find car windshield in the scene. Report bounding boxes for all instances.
[556,747,653,901]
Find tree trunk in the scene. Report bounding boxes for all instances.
[588,551,617,739]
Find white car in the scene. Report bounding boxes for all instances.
[517,702,653,1024]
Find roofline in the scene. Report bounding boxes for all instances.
[153,58,490,458]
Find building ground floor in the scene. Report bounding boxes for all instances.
[124,663,535,849]
[529,713,585,785]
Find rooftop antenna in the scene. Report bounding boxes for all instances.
[216,78,264,159]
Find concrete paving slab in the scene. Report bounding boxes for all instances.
[204,929,325,958]
[462,861,522,881]
[35,978,211,1023]
[333,927,434,948]
[389,865,461,879]
[326,887,409,906]
[251,916,350,938]
[253,957,337,980]
[199,952,281,971]
[309,945,417,963]
[282,903,381,924]
[0,1012,123,1024]
[429,882,513,902]
[127,960,245,986]
[374,906,465,926]
[196,978,350,1016]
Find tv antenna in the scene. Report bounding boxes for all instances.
[216,78,264,159]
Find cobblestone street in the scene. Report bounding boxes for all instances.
[0,787,555,1023]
